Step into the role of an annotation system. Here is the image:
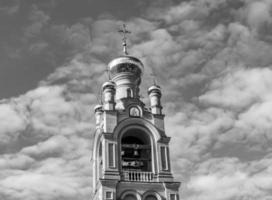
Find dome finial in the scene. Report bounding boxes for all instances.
[118,24,131,55]
[150,72,158,86]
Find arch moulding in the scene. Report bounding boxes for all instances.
[120,190,142,200]
[142,191,162,200]
[113,118,162,142]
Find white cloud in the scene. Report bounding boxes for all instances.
[0,172,87,200]
[21,135,69,158]
[186,157,272,200]
[199,67,272,110]
[246,1,272,31]
[0,103,27,146]
[0,154,34,170]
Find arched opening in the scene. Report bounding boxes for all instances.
[121,129,152,171]
[127,88,133,98]
[123,194,137,200]
[145,195,157,200]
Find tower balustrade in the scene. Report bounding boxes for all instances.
[122,171,154,182]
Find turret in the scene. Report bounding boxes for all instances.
[102,81,116,110]
[94,104,103,127]
[148,85,162,115]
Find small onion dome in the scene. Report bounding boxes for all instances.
[94,104,103,112]
[102,81,115,91]
[108,56,144,77]
[148,85,161,95]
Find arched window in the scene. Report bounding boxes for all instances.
[145,195,157,200]
[121,129,152,171]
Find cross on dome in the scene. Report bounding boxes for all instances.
[150,72,158,86]
[118,24,131,55]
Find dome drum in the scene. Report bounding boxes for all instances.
[107,56,144,102]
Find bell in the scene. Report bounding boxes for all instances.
[133,149,139,156]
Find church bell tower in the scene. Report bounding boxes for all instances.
[92,25,180,200]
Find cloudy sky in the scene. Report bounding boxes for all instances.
[1,0,272,199]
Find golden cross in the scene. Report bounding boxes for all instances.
[118,24,131,55]
[104,67,111,80]
[150,72,158,86]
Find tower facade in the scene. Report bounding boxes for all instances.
[92,55,180,200]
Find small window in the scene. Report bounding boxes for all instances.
[170,194,176,200]
[161,146,168,170]
[127,88,133,98]
[108,143,115,168]
[105,191,113,199]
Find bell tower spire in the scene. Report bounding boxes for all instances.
[92,26,180,200]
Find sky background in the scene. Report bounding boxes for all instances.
[1,0,272,199]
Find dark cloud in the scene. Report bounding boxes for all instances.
[0,0,20,16]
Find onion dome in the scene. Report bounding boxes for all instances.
[102,81,116,91]
[94,104,103,113]
[148,85,161,95]
[108,56,144,78]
